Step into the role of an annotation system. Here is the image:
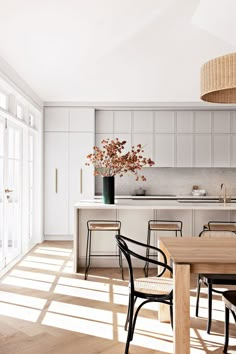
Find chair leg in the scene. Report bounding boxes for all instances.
[84,230,91,280]
[144,228,151,277]
[118,230,124,280]
[223,306,229,354]
[207,283,212,334]
[170,304,173,329]
[125,295,135,354]
[195,275,201,317]
[180,229,182,237]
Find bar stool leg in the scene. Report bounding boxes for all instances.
[207,283,213,334]
[85,229,92,280]
[144,227,151,277]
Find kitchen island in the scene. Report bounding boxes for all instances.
[74,199,236,272]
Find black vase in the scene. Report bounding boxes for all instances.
[102,176,115,204]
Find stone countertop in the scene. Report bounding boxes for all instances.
[75,199,236,210]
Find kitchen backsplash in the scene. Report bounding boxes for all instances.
[95,168,236,196]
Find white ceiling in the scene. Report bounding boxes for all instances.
[0,0,235,103]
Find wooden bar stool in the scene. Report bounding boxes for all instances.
[144,219,183,277]
[84,220,124,280]
[222,290,236,353]
[200,221,236,236]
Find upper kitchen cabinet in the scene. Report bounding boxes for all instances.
[213,111,230,133]
[44,107,95,132]
[44,107,69,131]
[133,133,154,161]
[194,111,212,133]
[133,111,153,133]
[69,108,94,132]
[213,135,230,167]
[114,111,132,133]
[155,111,175,133]
[176,111,193,133]
[96,110,113,133]
[155,134,175,167]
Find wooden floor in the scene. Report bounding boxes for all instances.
[0,241,236,354]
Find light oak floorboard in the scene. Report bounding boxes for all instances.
[0,241,235,354]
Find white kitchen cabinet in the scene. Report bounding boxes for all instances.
[155,111,175,133]
[133,111,153,133]
[194,111,212,133]
[69,108,94,132]
[133,133,154,161]
[176,111,193,133]
[44,107,69,131]
[95,110,113,133]
[114,111,132,133]
[155,134,175,167]
[231,112,236,133]
[213,111,230,133]
[176,134,193,167]
[68,132,94,234]
[44,132,69,235]
[213,135,230,167]
[231,135,236,167]
[194,134,212,167]
[95,133,114,148]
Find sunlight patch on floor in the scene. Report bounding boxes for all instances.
[54,284,110,302]
[2,276,52,291]
[42,312,113,339]
[48,300,113,323]
[19,260,61,271]
[0,302,41,322]
[58,276,110,292]
[0,291,47,309]
[9,269,56,283]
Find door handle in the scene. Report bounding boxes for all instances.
[55,168,58,193]
[5,189,13,193]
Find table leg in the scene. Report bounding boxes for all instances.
[174,264,190,354]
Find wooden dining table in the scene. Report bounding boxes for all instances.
[159,236,236,354]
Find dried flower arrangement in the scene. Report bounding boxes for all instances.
[86,138,155,181]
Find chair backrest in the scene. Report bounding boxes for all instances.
[115,234,172,291]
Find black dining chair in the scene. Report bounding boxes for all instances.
[222,290,236,353]
[195,230,236,334]
[115,234,173,354]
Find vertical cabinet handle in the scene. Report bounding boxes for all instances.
[80,168,83,194]
[55,168,58,193]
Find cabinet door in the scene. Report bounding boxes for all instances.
[231,135,236,167]
[155,134,175,167]
[44,107,69,132]
[69,108,94,132]
[95,110,113,133]
[44,132,69,235]
[176,135,193,167]
[133,133,154,161]
[176,111,193,133]
[114,111,132,133]
[194,135,211,167]
[69,133,94,234]
[213,111,230,133]
[133,111,153,133]
[195,111,212,133]
[155,111,175,133]
[213,135,230,167]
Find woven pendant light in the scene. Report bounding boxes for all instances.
[200,52,236,103]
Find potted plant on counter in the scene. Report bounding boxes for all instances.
[86,138,155,204]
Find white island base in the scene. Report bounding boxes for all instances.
[74,199,236,273]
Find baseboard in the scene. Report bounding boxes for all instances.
[44,235,73,241]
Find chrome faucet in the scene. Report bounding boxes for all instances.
[220,183,227,204]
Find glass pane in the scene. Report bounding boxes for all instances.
[8,127,14,158]
[16,104,23,119]
[14,130,20,159]
[0,122,4,156]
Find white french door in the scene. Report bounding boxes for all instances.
[0,116,22,271]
